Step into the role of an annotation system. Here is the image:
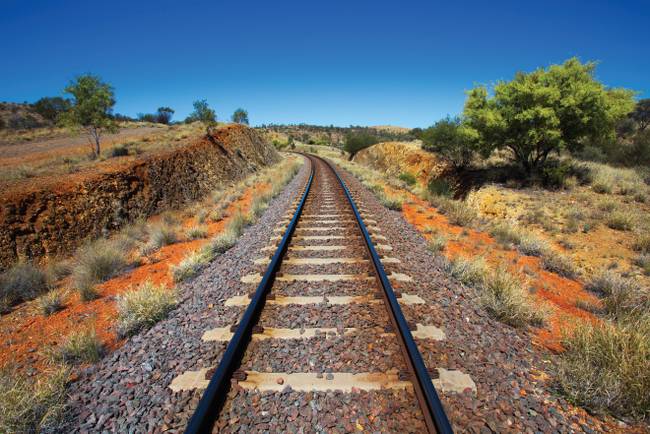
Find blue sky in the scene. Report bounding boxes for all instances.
[1,0,648,127]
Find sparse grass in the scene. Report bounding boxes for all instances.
[605,211,634,231]
[427,235,447,253]
[480,267,547,327]
[634,254,650,275]
[0,367,69,433]
[185,225,208,240]
[0,263,48,313]
[633,235,650,254]
[556,317,650,419]
[541,253,578,279]
[116,280,177,337]
[204,230,238,257]
[585,272,649,320]
[227,210,248,237]
[53,327,104,365]
[488,222,548,256]
[431,196,478,227]
[208,209,224,222]
[378,192,404,211]
[172,250,209,282]
[597,199,617,212]
[447,256,488,286]
[38,289,65,316]
[250,194,270,219]
[71,240,127,301]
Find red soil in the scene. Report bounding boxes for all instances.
[399,192,601,353]
[0,184,268,373]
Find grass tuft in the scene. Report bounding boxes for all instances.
[480,267,547,327]
[447,256,488,286]
[71,240,126,301]
[172,250,209,282]
[38,290,65,316]
[632,235,650,254]
[185,225,208,240]
[541,253,578,279]
[427,235,447,254]
[0,263,48,313]
[53,328,104,365]
[116,281,177,337]
[605,211,634,231]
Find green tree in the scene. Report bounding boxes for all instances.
[231,108,249,125]
[463,58,635,173]
[630,98,650,131]
[419,116,481,169]
[59,75,118,158]
[343,132,379,160]
[155,107,174,124]
[32,97,71,122]
[188,99,217,135]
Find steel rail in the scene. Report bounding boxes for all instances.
[316,155,454,434]
[184,157,314,434]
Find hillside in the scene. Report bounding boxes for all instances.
[0,102,51,131]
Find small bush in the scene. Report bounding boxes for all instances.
[54,328,104,365]
[117,281,177,337]
[517,234,549,257]
[204,230,238,257]
[0,367,69,433]
[208,209,224,222]
[541,253,578,279]
[186,225,208,240]
[480,267,546,327]
[556,318,650,419]
[587,272,649,320]
[634,254,650,275]
[605,211,634,231]
[38,290,65,316]
[0,263,48,312]
[250,194,270,219]
[398,172,417,186]
[141,224,178,255]
[448,257,488,286]
[109,145,129,157]
[227,210,248,237]
[378,193,404,211]
[427,178,453,197]
[597,199,617,212]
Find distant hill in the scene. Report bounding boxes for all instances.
[371,125,412,134]
[0,102,51,130]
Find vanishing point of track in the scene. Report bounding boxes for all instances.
[185,154,453,433]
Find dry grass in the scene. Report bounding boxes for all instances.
[633,235,650,254]
[116,281,177,337]
[172,250,210,283]
[447,256,488,286]
[185,225,208,240]
[605,210,634,231]
[52,327,104,365]
[427,235,447,254]
[480,267,547,327]
[556,317,650,419]
[430,196,478,227]
[0,263,48,313]
[488,222,548,257]
[541,253,578,279]
[38,289,65,316]
[71,240,127,301]
[0,367,69,433]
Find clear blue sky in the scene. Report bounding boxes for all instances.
[1,0,648,128]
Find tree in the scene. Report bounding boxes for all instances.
[59,74,117,158]
[155,106,174,124]
[463,58,635,173]
[188,99,217,135]
[231,108,249,125]
[343,132,379,160]
[630,99,650,131]
[419,116,481,170]
[32,97,71,122]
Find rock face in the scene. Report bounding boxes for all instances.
[0,124,279,269]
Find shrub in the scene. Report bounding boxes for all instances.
[116,281,177,337]
[0,263,48,312]
[227,210,248,237]
[605,211,634,231]
[556,318,650,419]
[541,253,578,279]
[448,257,488,286]
[38,290,65,316]
[398,172,417,186]
[204,230,238,257]
[53,328,104,364]
[343,132,379,160]
[419,116,480,169]
[517,235,549,257]
[186,225,208,240]
[437,198,477,227]
[427,235,447,254]
[209,209,224,222]
[587,272,649,320]
[0,367,69,433]
[634,254,650,275]
[480,267,546,327]
[427,178,453,197]
[109,144,129,157]
[488,222,547,255]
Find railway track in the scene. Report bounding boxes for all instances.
[182,154,453,433]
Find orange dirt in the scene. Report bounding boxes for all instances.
[399,191,601,353]
[0,183,269,373]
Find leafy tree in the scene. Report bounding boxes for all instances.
[343,132,379,160]
[231,108,249,125]
[59,74,118,158]
[463,58,635,173]
[137,113,157,123]
[419,116,481,169]
[188,99,217,135]
[630,98,650,131]
[155,106,174,124]
[31,97,70,122]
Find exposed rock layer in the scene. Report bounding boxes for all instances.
[0,124,279,269]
